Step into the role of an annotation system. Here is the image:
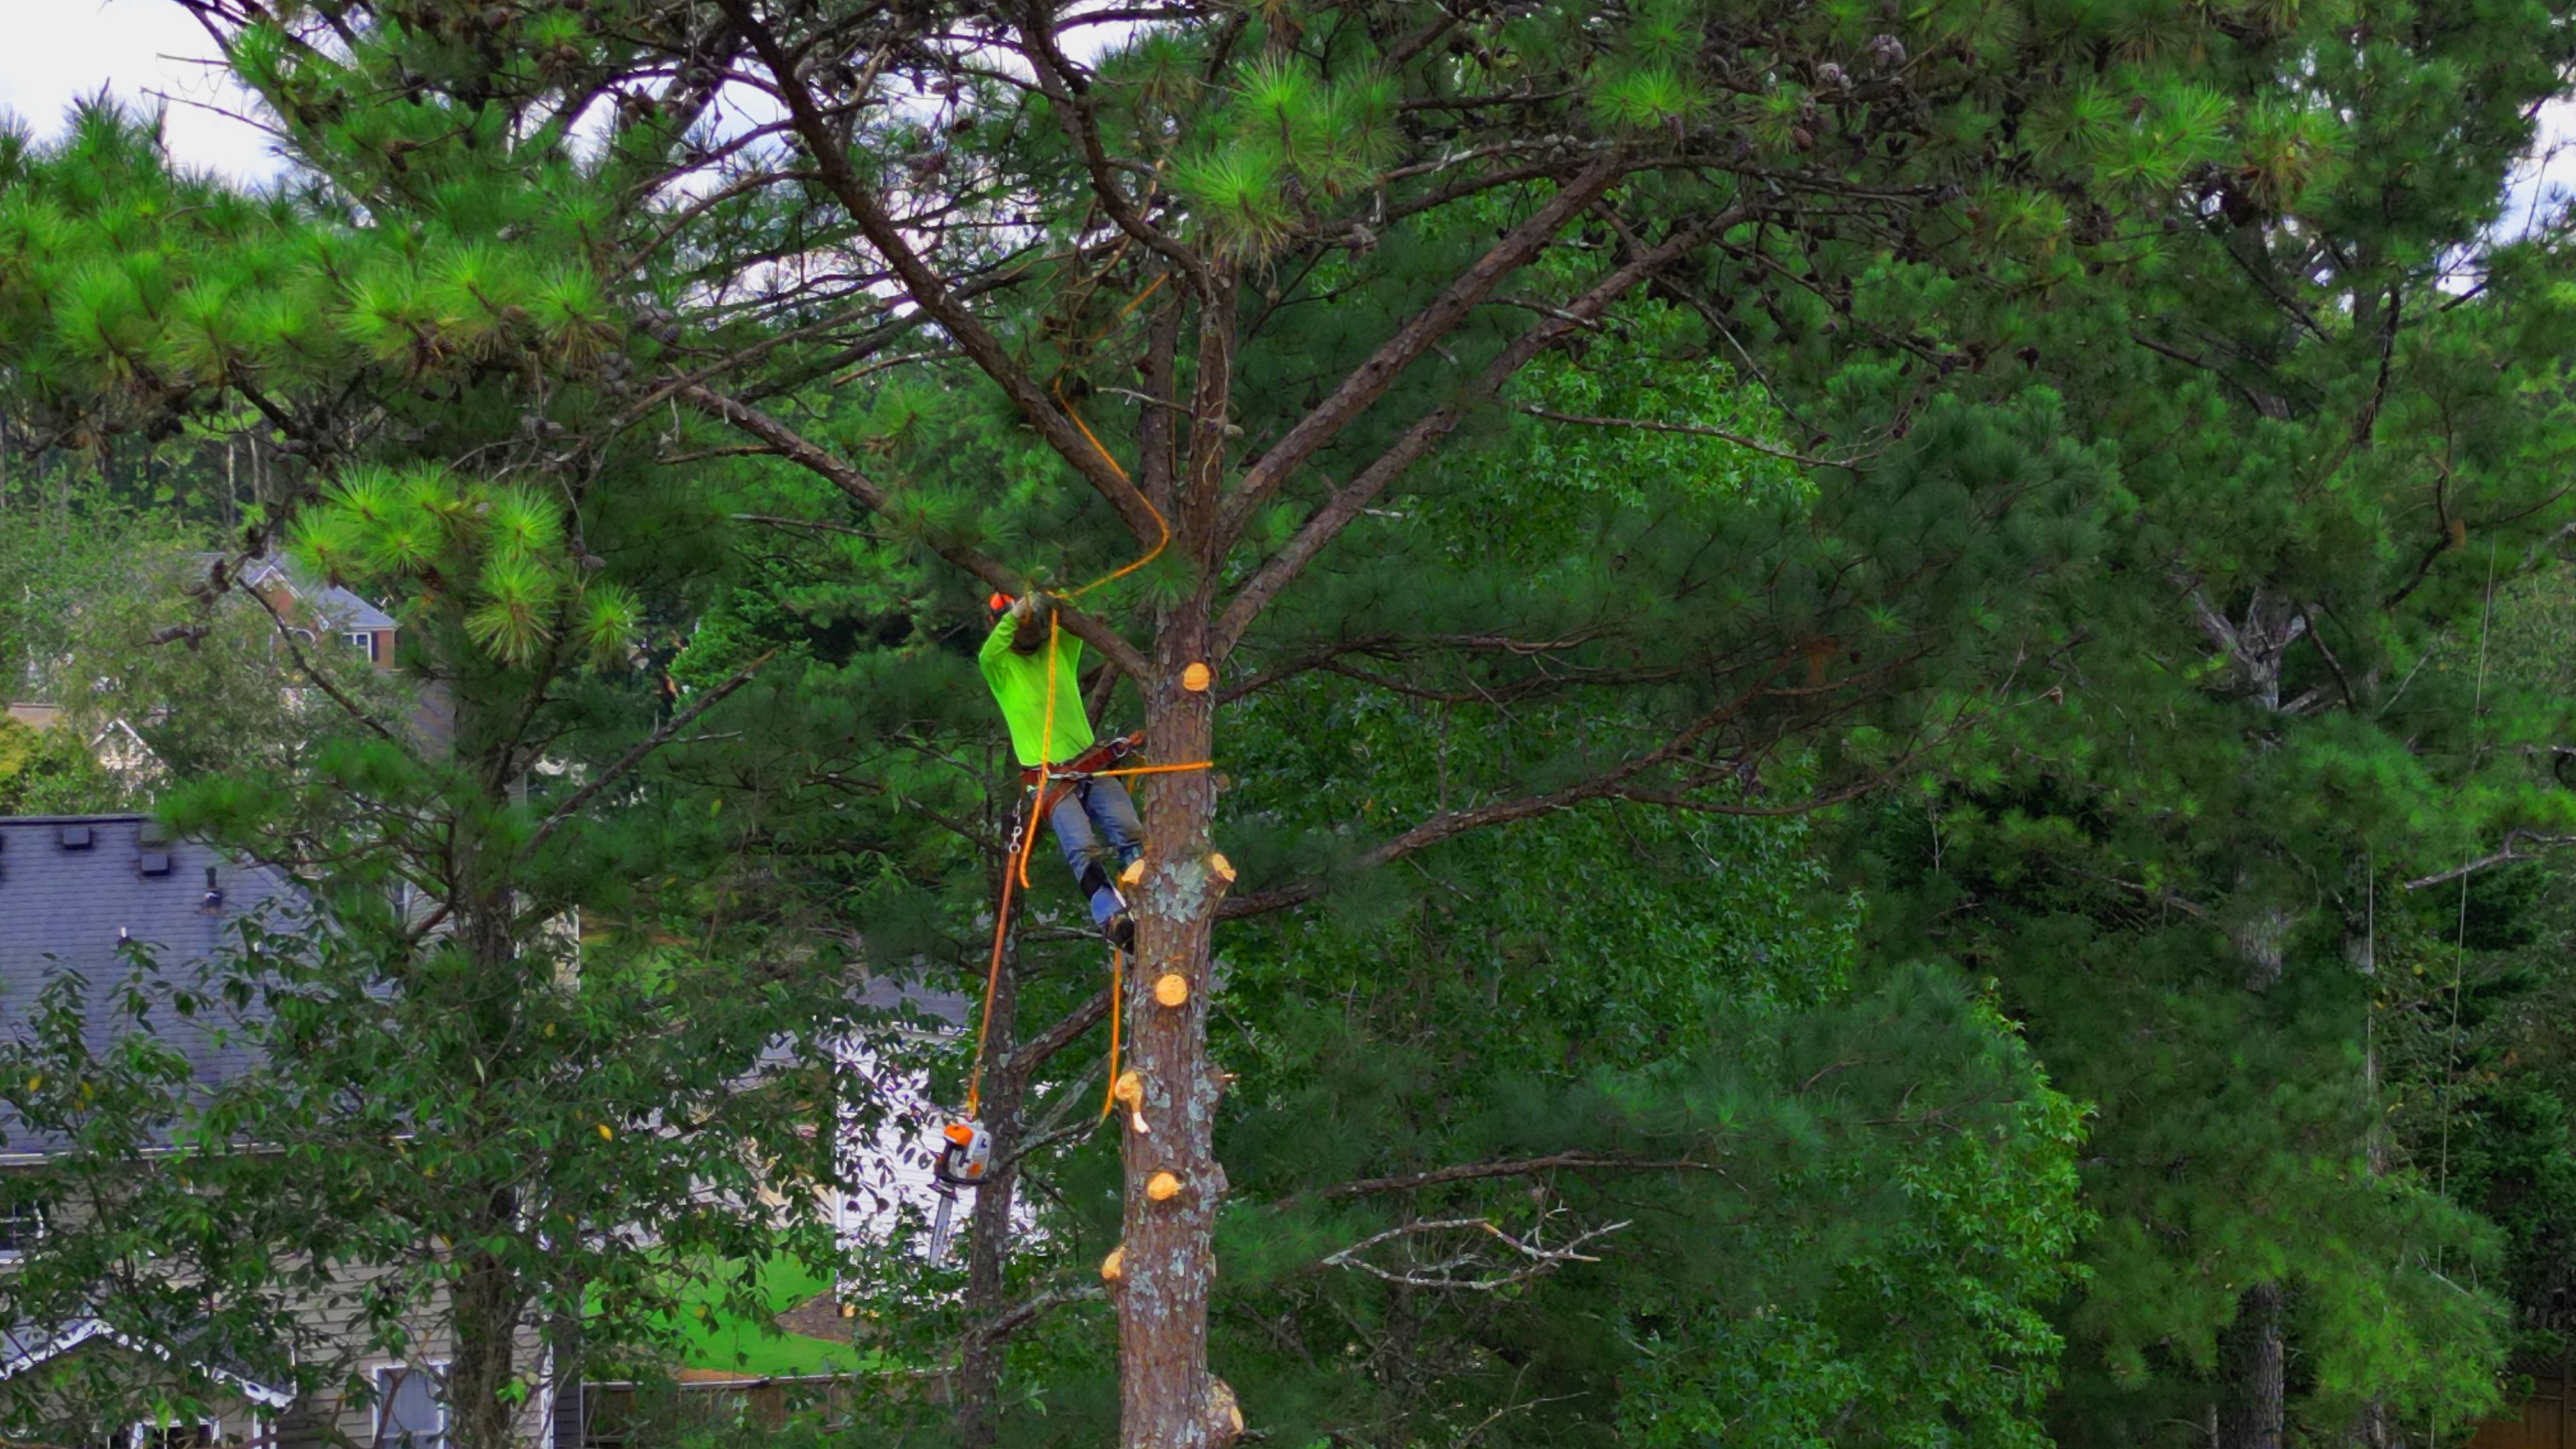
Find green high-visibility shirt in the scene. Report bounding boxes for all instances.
[980,613,1094,767]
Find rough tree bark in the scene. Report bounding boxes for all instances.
[1116,607,1231,1448]
[2217,1282,2287,1449]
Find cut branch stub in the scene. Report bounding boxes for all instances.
[1116,1070,1151,1135]
[1207,1379,1245,1446]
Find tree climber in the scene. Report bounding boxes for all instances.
[980,589,1142,952]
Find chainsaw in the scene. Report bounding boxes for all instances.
[926,1119,992,1262]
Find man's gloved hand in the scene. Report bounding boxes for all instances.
[1009,590,1058,652]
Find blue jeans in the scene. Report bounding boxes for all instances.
[1048,777,1144,926]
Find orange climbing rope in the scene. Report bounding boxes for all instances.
[964,611,1067,1119]
[1055,380,1167,601]
[1100,942,1125,1123]
[956,323,1215,1130]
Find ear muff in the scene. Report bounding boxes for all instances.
[988,592,1013,613]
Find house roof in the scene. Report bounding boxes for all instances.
[0,815,302,1161]
[234,556,399,632]
[0,1317,296,1406]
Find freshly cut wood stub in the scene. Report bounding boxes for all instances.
[1146,1170,1182,1202]
[1208,1378,1244,1445]
[1181,661,1213,692]
[1120,857,1146,886]
[1154,972,1190,1007]
[1115,1070,1151,1133]
[1100,1246,1125,1283]
[1209,851,1235,883]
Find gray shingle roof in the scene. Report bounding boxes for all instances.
[234,556,399,632]
[0,815,302,1160]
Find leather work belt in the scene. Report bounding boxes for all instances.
[1017,730,1146,790]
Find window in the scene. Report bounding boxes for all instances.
[137,1423,215,1449]
[344,631,379,663]
[377,1365,446,1449]
[0,1193,45,1257]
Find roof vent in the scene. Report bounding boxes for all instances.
[138,851,172,877]
[59,825,93,850]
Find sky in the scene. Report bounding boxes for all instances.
[0,0,284,183]
[1,0,2570,234]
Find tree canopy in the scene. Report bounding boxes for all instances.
[5,1,2576,1446]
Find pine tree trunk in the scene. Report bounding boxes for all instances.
[1116,612,1233,1449]
[954,946,1024,1449]
[2217,1282,2286,1449]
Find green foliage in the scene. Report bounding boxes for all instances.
[8,0,2576,1442]
[0,716,124,815]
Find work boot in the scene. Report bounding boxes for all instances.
[1105,909,1137,954]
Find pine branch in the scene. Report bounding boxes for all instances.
[1218,673,1770,918]
[241,578,408,748]
[1215,213,1733,650]
[1015,2,1208,288]
[685,385,1153,681]
[1006,988,1114,1077]
[714,0,1167,543]
[1219,153,1630,544]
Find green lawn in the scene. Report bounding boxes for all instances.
[627,1255,886,1379]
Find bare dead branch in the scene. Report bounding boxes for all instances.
[2404,831,2576,891]
[1513,404,1845,469]
[1319,1213,1629,1292]
[518,652,774,863]
[1319,1152,1726,1200]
